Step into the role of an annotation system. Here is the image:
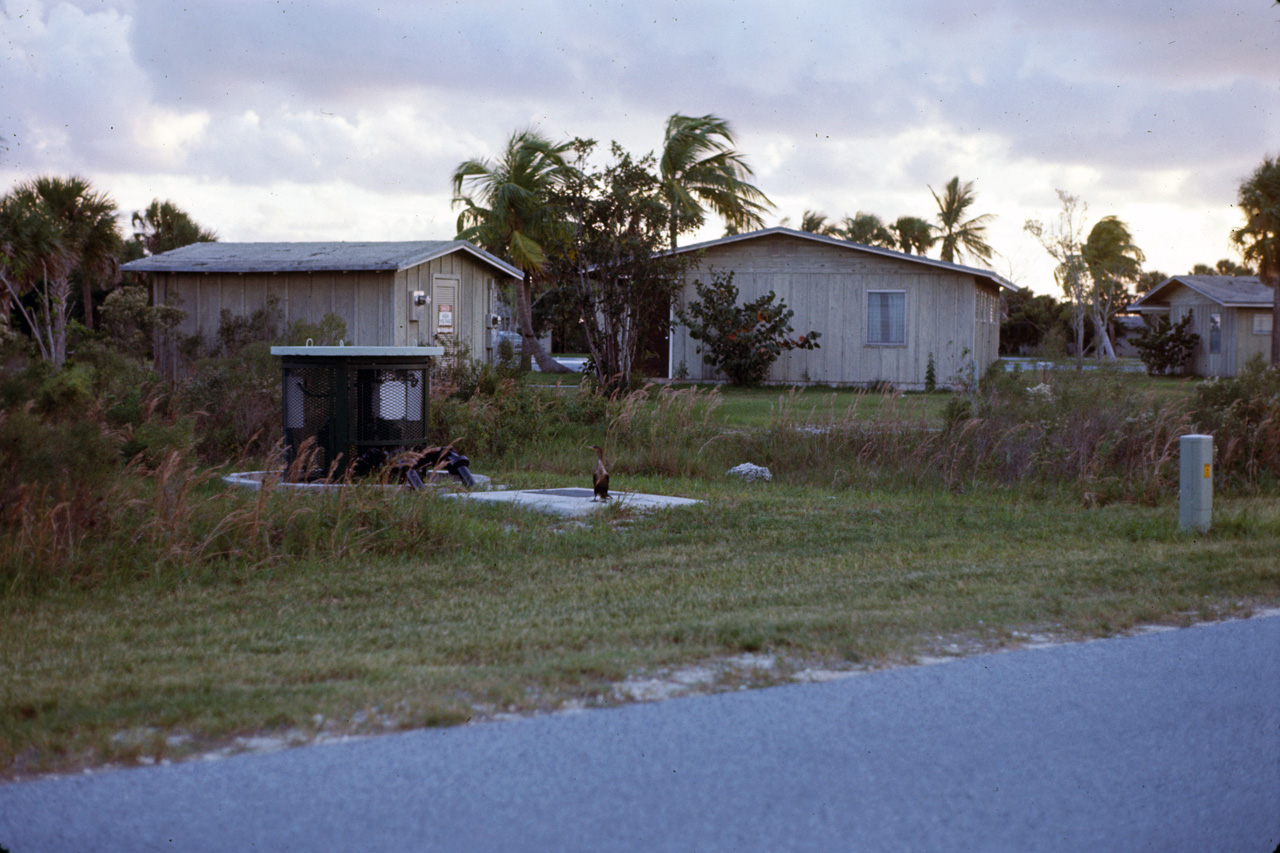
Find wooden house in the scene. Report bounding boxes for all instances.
[667,228,1016,389]
[1128,275,1274,377]
[122,240,521,377]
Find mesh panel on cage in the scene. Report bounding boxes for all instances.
[352,368,426,444]
[283,365,336,475]
[280,357,431,481]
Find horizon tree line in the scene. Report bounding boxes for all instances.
[1,138,1276,372]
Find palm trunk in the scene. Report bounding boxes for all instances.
[515,272,570,374]
[81,277,94,331]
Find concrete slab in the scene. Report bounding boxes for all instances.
[444,487,701,517]
[223,471,490,492]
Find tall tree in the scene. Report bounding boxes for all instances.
[1083,215,1145,360]
[799,210,839,236]
[838,212,896,248]
[0,184,76,366]
[30,176,121,331]
[548,140,692,389]
[1232,155,1280,364]
[1025,190,1091,368]
[132,199,218,256]
[889,215,936,255]
[930,176,996,264]
[452,129,574,373]
[1191,258,1253,276]
[659,113,772,247]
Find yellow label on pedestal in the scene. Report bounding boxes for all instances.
[1204,464,1212,478]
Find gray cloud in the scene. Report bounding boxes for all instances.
[2,0,1276,286]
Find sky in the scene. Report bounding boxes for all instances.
[2,0,1277,295]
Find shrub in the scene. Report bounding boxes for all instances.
[1134,314,1199,376]
[676,269,821,386]
[99,285,185,361]
[1192,357,1280,483]
[175,309,350,464]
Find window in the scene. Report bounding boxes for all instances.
[867,291,905,345]
[1253,313,1273,336]
[1209,312,1221,354]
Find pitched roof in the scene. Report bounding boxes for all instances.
[670,227,1018,291]
[1129,275,1272,311]
[121,240,523,279]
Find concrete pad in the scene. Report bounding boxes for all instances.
[222,471,490,492]
[444,487,701,518]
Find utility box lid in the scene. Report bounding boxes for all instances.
[270,346,445,357]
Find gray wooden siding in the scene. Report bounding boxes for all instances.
[155,252,501,374]
[671,236,992,389]
[164,270,394,350]
[1234,309,1272,371]
[1165,294,1274,377]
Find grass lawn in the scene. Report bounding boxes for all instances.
[671,366,1197,429]
[3,475,1278,779]
[696,384,950,428]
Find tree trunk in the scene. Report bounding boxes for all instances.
[1090,302,1116,361]
[1073,304,1086,370]
[515,273,570,374]
[81,277,94,331]
[1270,278,1280,367]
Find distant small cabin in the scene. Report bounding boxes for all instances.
[667,228,1016,389]
[1128,275,1274,377]
[122,240,521,378]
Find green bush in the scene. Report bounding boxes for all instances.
[1134,314,1199,376]
[676,269,821,386]
[1192,357,1280,483]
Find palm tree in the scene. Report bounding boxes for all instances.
[132,199,218,257]
[30,176,122,332]
[452,129,574,373]
[930,176,996,264]
[838,212,895,248]
[1083,216,1145,360]
[659,113,772,247]
[889,216,936,255]
[1233,155,1280,364]
[799,210,839,236]
[0,183,76,365]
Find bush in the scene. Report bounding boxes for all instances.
[1192,356,1280,483]
[1134,314,1199,376]
[676,269,821,386]
[175,309,350,464]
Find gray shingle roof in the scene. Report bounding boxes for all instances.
[669,227,1018,291]
[1129,275,1272,310]
[121,240,522,279]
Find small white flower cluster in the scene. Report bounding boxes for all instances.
[1026,383,1054,401]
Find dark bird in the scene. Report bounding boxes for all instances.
[588,445,610,501]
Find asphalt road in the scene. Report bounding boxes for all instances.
[2,614,1278,852]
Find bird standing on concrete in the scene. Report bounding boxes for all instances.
[588,445,610,501]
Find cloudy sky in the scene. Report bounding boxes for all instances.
[2,0,1277,293]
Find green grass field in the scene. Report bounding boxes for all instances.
[3,475,1277,779]
[0,367,1271,780]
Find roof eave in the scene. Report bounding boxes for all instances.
[670,227,1018,291]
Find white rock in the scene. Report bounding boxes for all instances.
[727,463,772,483]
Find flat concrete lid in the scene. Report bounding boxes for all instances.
[271,346,445,357]
[446,488,701,518]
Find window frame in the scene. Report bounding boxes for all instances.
[866,289,907,347]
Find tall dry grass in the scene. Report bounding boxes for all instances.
[672,371,1196,503]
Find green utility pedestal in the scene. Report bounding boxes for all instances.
[1179,434,1213,533]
